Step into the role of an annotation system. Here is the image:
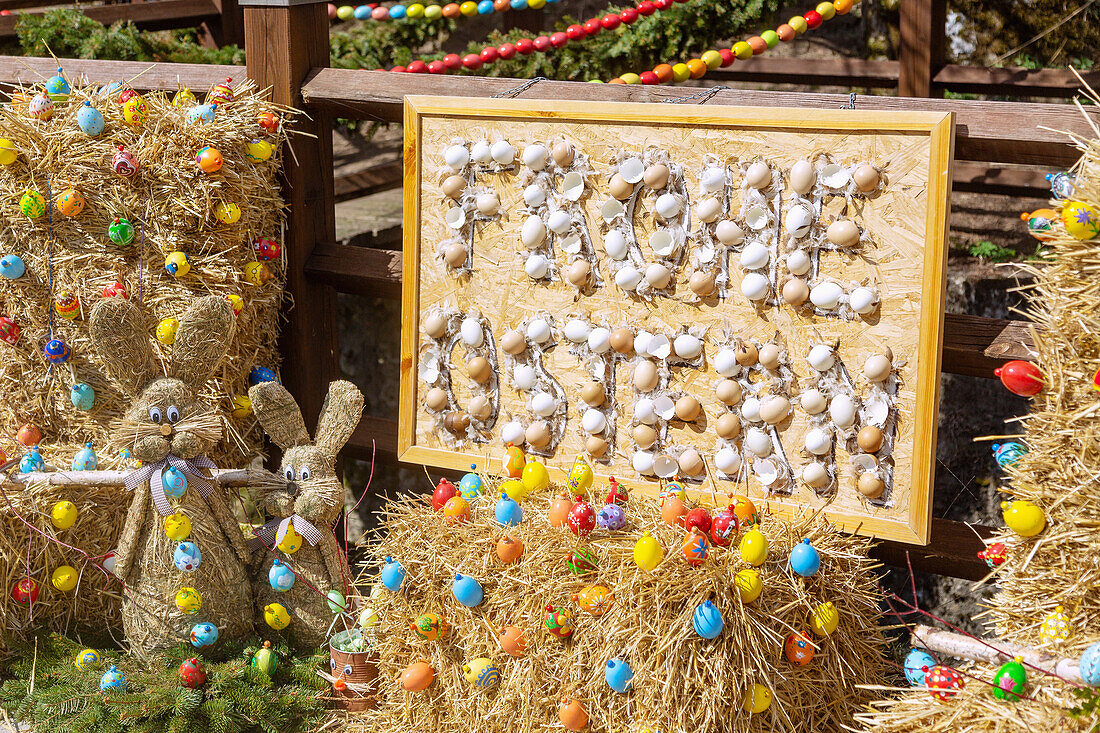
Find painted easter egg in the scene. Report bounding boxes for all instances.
[681,528,709,566]
[173,87,197,107]
[692,600,723,639]
[179,657,206,688]
[11,577,38,604]
[661,481,687,502]
[1063,201,1100,240]
[380,556,405,591]
[401,660,434,691]
[710,505,739,547]
[1021,208,1058,240]
[977,541,1008,569]
[162,467,188,498]
[503,444,525,478]
[75,648,100,669]
[567,548,598,575]
[925,664,963,701]
[1046,171,1075,199]
[28,93,54,120]
[992,442,1027,468]
[189,622,219,648]
[734,568,763,603]
[1001,500,1045,537]
[789,539,821,577]
[174,542,202,572]
[605,477,628,505]
[522,460,550,493]
[784,632,814,666]
[44,338,71,364]
[994,361,1043,397]
[250,366,278,384]
[123,96,146,126]
[100,665,126,692]
[0,138,15,165]
[70,443,96,472]
[264,602,290,630]
[567,455,593,496]
[549,494,573,527]
[208,77,234,104]
[633,531,663,571]
[156,318,179,345]
[605,658,633,693]
[215,202,241,224]
[258,111,280,132]
[56,188,84,217]
[326,589,348,614]
[112,146,139,178]
[904,649,936,686]
[20,190,46,219]
[443,496,470,524]
[51,565,77,592]
[1039,605,1071,643]
[410,612,449,641]
[459,465,483,499]
[739,529,768,566]
[743,684,771,714]
[661,497,688,527]
[558,698,588,731]
[247,138,274,162]
[175,587,203,615]
[45,68,69,99]
[567,499,597,537]
[98,279,125,297]
[494,493,523,526]
[810,601,839,637]
[163,512,191,542]
[501,479,527,503]
[251,640,277,675]
[76,101,105,136]
[462,657,501,688]
[732,495,759,526]
[684,508,712,535]
[54,290,80,320]
[0,316,20,346]
[196,146,223,173]
[496,535,524,564]
[0,254,25,279]
[992,657,1027,701]
[596,502,626,530]
[243,261,272,285]
[498,625,527,656]
[252,237,280,261]
[574,585,613,615]
[187,103,217,124]
[544,604,574,638]
[268,558,295,592]
[1079,642,1100,686]
[452,573,484,607]
[108,217,135,246]
[51,501,78,529]
[19,447,44,473]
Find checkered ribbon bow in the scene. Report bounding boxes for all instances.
[254,514,325,548]
[124,454,216,517]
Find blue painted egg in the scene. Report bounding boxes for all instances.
[76,101,105,136]
[1046,171,1075,200]
[459,465,483,499]
[380,556,405,591]
[494,493,523,526]
[44,338,71,364]
[72,442,97,471]
[189,622,219,648]
[100,80,124,97]
[19,447,44,473]
[45,69,69,100]
[249,366,278,385]
[692,600,723,639]
[904,648,936,686]
[597,503,626,530]
[353,4,372,18]
[162,467,188,498]
[452,573,484,607]
[1080,642,1100,686]
[174,541,202,572]
[0,254,25,279]
[992,442,1027,468]
[605,658,634,693]
[789,539,821,577]
[99,664,126,692]
[268,558,295,592]
[70,383,95,411]
[187,103,217,124]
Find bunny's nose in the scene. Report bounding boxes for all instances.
[159,424,173,437]
[333,676,347,691]
[286,481,300,497]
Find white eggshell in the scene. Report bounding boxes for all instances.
[740,272,770,300]
[423,313,447,339]
[645,263,671,289]
[646,334,671,359]
[849,287,878,315]
[531,391,557,417]
[652,453,678,479]
[802,462,829,488]
[715,220,744,246]
[805,427,833,455]
[807,344,835,371]
[830,394,857,428]
[650,230,676,258]
[619,157,645,184]
[501,421,525,445]
[866,398,889,427]
[587,327,611,353]
[810,281,843,310]
[524,254,549,279]
[652,395,674,421]
[445,206,466,229]
[490,140,514,165]
[655,193,681,220]
[615,265,642,291]
[785,206,813,238]
[460,317,483,347]
[604,230,628,260]
[521,216,546,249]
[697,197,721,223]
[561,234,582,255]
[745,162,771,189]
[754,459,780,486]
[786,249,811,275]
[546,210,571,235]
[522,144,547,171]
[852,453,879,474]
[741,396,761,422]
[739,241,770,270]
[745,205,770,231]
[476,192,499,215]
[470,140,491,163]
[633,331,653,356]
[582,408,606,434]
[513,364,536,390]
[820,163,850,189]
[562,171,585,201]
[444,144,470,171]
[701,167,726,193]
[632,451,655,475]
[634,398,657,424]
[673,334,701,359]
[523,184,546,208]
[715,447,742,474]
[789,159,815,194]
[745,427,772,457]
[715,348,738,377]
[760,395,790,424]
[601,199,625,223]
[563,319,590,343]
[800,389,827,414]
[526,318,552,344]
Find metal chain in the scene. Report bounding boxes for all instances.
[491,77,547,98]
[842,91,856,109]
[661,85,731,104]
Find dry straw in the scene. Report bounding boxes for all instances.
[335,481,887,733]
[857,92,1100,732]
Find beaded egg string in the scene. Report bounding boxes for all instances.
[330,0,560,23]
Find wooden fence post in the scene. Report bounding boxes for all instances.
[239,0,339,431]
[899,0,946,97]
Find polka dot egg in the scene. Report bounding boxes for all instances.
[1039,605,1071,643]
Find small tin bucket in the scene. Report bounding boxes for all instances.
[329,629,378,711]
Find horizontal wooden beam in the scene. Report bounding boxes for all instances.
[708,57,900,89]
[934,63,1100,98]
[871,518,993,580]
[300,69,1096,166]
[0,55,245,93]
[304,242,402,298]
[334,159,403,202]
[951,161,1052,196]
[0,0,220,39]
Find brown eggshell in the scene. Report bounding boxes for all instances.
[468,395,492,420]
[467,356,492,384]
[678,449,704,476]
[735,341,758,366]
[716,413,741,439]
[853,164,880,192]
[525,421,551,448]
[496,535,525,564]
[643,163,670,190]
[857,472,885,498]
[581,382,606,407]
[758,343,781,370]
[442,174,466,199]
[585,435,607,457]
[500,330,527,355]
[608,173,633,200]
[857,425,884,452]
[675,395,701,422]
[552,142,574,167]
[633,360,659,392]
[444,243,468,268]
[425,387,448,412]
[689,270,716,296]
[609,327,634,354]
[632,424,657,449]
[782,278,809,305]
[759,395,790,425]
[566,260,591,287]
[716,379,742,405]
[826,220,860,247]
[443,411,469,434]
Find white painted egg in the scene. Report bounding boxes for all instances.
[444,144,470,170]
[805,427,832,455]
[741,396,761,422]
[460,317,483,347]
[789,159,815,194]
[830,394,857,428]
[715,220,744,246]
[524,184,546,208]
[810,281,843,309]
[745,428,772,457]
[645,263,671,289]
[634,398,657,424]
[524,253,549,279]
[785,206,813,238]
[501,421,525,445]
[800,389,827,414]
[490,140,514,165]
[786,249,811,275]
[604,230,629,260]
[739,241,770,270]
[521,216,546,249]
[745,205,770,231]
[653,395,676,421]
[807,344,835,371]
[582,408,606,434]
[562,171,585,201]
[820,163,850,189]
[615,265,642,291]
[513,364,536,390]
[526,318,552,343]
[697,197,721,223]
[740,272,770,300]
[715,447,742,474]
[619,157,645,184]
[701,167,726,193]
[633,331,653,356]
[802,462,829,488]
[715,348,738,377]
[652,453,678,478]
[632,451,655,475]
[745,162,771,189]
[470,140,491,163]
[673,334,701,359]
[522,144,547,170]
[587,327,611,353]
[547,210,571,234]
[476,192,500,215]
[655,193,681,220]
[563,319,590,343]
[849,287,878,315]
[531,391,557,417]
[601,199,625,222]
[650,230,676,258]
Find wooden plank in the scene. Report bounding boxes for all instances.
[952,161,1052,196]
[0,0,220,39]
[243,1,339,433]
[299,70,1096,166]
[870,518,993,581]
[346,415,400,461]
[334,158,403,202]
[209,0,245,47]
[0,56,245,93]
[935,63,1100,98]
[0,0,73,11]
[304,242,402,298]
[899,0,946,97]
[709,57,900,89]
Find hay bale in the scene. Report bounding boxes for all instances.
[338,481,887,733]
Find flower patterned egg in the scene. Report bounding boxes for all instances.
[991,657,1027,701]
[573,584,613,615]
[567,499,597,537]
[544,604,574,638]
[99,665,126,692]
[1063,201,1100,240]
[1039,606,1071,643]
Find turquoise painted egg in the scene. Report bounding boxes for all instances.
[459,465,483,499]
[189,622,219,648]
[789,539,821,577]
[70,383,95,411]
[0,254,25,279]
[904,649,936,686]
[494,493,523,526]
[605,658,634,693]
[71,442,97,471]
[76,101,104,136]
[692,600,723,639]
[452,573,483,607]
[174,541,202,572]
[99,664,126,692]
[163,467,188,498]
[268,558,295,592]
[1046,171,1075,200]
[19,447,44,473]
[992,442,1027,468]
[381,556,405,591]
[1080,642,1100,686]
[45,68,70,99]
[187,103,217,124]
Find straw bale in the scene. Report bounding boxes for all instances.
[338,482,887,733]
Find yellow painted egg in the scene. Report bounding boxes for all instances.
[56,189,84,217]
[1001,499,1045,537]
[175,586,203,614]
[277,525,303,554]
[738,529,768,566]
[264,602,291,629]
[244,261,274,286]
[633,531,664,571]
[0,138,17,165]
[122,96,146,126]
[215,202,241,224]
[521,460,550,494]
[1039,605,1071,643]
[501,479,528,502]
[742,683,772,714]
[359,606,380,628]
[51,565,78,592]
[734,568,763,603]
[247,138,274,162]
[1063,201,1100,240]
[74,648,100,669]
[567,455,592,496]
[164,512,192,541]
[173,87,197,107]
[660,481,687,503]
[227,293,244,315]
[462,657,501,688]
[165,252,191,278]
[810,601,839,637]
[50,500,78,529]
[20,190,46,219]
[156,318,179,345]
[231,395,253,418]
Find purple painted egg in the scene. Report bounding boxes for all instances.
[596,503,626,530]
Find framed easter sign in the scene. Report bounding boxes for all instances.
[399,96,954,545]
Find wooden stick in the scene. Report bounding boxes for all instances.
[911,624,1084,683]
[4,468,251,487]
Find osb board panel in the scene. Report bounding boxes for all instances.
[400,97,953,545]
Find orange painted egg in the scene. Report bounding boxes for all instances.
[400,660,434,691]
[549,494,573,527]
[732,494,759,526]
[56,189,84,217]
[661,497,688,527]
[496,535,524,564]
[498,625,527,657]
[558,698,588,731]
[784,632,815,666]
[443,496,470,524]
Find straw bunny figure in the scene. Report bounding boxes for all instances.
[249,379,364,649]
[90,295,253,657]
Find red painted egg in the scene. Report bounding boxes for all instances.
[684,507,712,534]
[179,657,206,688]
[710,505,739,547]
[925,664,964,701]
[101,281,128,299]
[11,577,38,604]
[784,632,814,666]
[432,478,458,510]
[994,360,1043,397]
[567,499,596,537]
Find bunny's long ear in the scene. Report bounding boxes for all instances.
[170,296,236,391]
[249,381,311,450]
[89,297,157,394]
[314,380,365,458]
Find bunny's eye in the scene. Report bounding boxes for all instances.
[343,665,353,676]
[329,659,336,671]
[299,466,312,481]
[284,465,295,482]
[148,407,163,424]
[166,405,180,423]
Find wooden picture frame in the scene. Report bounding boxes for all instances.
[400,95,953,545]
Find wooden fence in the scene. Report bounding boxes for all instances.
[1,0,1096,582]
